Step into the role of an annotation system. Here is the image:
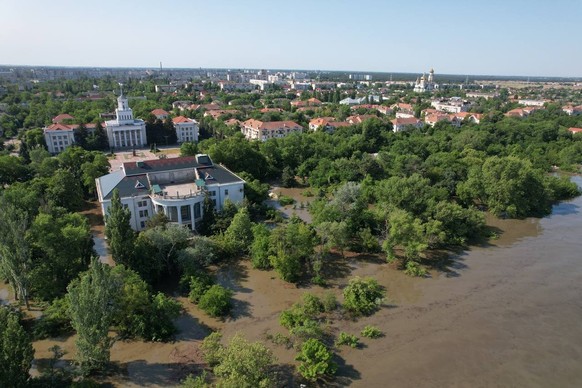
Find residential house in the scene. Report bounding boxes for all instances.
[562,105,582,116]
[240,119,303,141]
[568,127,582,135]
[151,109,169,120]
[347,114,377,125]
[391,117,423,132]
[52,113,75,123]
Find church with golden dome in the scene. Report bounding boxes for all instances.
[413,68,438,93]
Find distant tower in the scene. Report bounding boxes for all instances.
[428,68,434,83]
[160,61,163,72]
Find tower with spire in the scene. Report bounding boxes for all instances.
[104,83,147,149]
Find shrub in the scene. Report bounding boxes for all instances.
[343,277,384,316]
[322,292,339,312]
[360,325,383,339]
[357,227,381,253]
[188,273,215,304]
[33,297,72,339]
[278,195,295,206]
[302,293,324,316]
[279,305,307,330]
[201,332,223,366]
[335,332,358,348]
[290,319,324,341]
[198,285,233,317]
[296,339,337,382]
[404,260,427,277]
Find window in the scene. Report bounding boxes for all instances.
[209,190,216,197]
[138,200,148,207]
[140,221,146,229]
[139,210,149,218]
[225,189,229,195]
[239,188,243,193]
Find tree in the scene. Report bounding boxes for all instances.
[296,338,337,382]
[342,276,384,316]
[28,209,94,300]
[223,207,253,255]
[198,285,233,317]
[269,221,315,283]
[250,224,271,269]
[104,189,136,267]
[46,169,84,211]
[212,334,276,388]
[136,224,191,281]
[0,307,34,387]
[198,194,216,236]
[0,200,32,309]
[67,259,118,375]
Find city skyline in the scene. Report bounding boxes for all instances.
[1,0,581,77]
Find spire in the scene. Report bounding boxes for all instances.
[118,82,124,97]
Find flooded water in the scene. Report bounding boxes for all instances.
[79,201,114,265]
[265,186,315,223]
[29,178,582,387]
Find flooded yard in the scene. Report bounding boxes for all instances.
[26,178,582,387]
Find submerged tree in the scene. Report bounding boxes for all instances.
[67,259,118,375]
[0,307,34,387]
[0,200,32,309]
[104,189,135,267]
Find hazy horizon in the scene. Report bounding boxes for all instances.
[2,0,581,78]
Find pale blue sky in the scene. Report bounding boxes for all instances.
[1,0,580,77]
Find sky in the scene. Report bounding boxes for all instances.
[1,0,581,77]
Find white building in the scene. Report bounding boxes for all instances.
[240,119,303,141]
[43,122,97,154]
[518,99,546,107]
[431,97,471,113]
[105,92,147,149]
[173,116,199,143]
[413,68,438,93]
[43,123,77,154]
[391,117,423,132]
[96,154,245,232]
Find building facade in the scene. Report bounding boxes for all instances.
[43,122,97,154]
[240,119,303,141]
[96,155,245,232]
[173,116,199,143]
[105,93,147,149]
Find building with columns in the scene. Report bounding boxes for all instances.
[105,92,147,149]
[96,155,245,232]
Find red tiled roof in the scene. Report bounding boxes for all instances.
[151,109,169,116]
[52,113,74,123]
[242,119,303,131]
[172,116,193,124]
[568,127,582,134]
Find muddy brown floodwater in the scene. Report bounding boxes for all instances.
[26,178,582,387]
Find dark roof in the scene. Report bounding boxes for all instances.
[123,156,200,176]
[103,175,151,200]
[198,165,244,185]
